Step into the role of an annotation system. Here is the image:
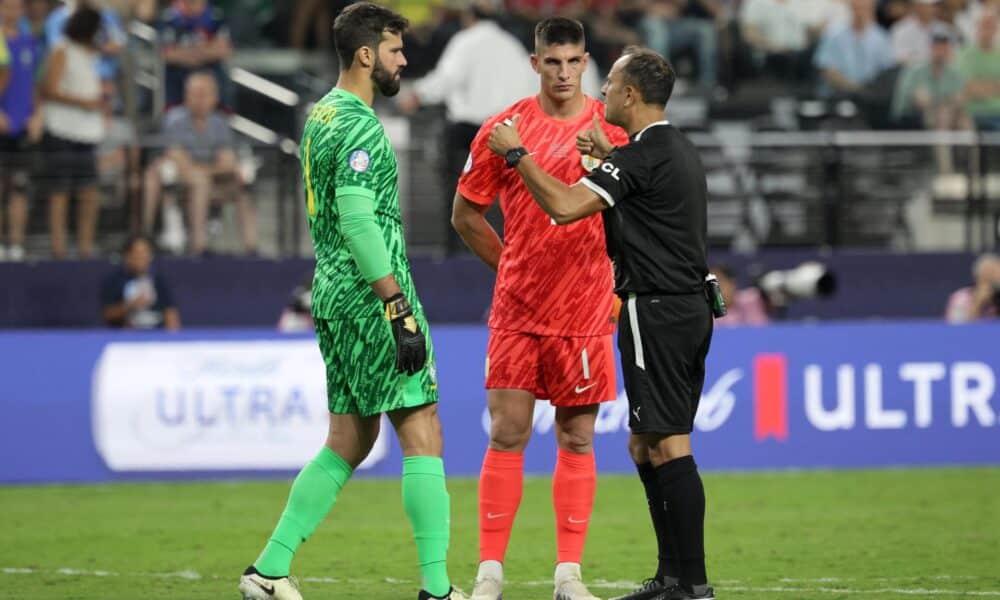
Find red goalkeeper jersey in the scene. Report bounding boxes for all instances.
[458,95,630,337]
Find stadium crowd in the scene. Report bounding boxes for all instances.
[0,0,998,258]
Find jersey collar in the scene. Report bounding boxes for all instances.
[634,120,671,141]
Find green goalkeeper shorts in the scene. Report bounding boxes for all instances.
[314,315,439,417]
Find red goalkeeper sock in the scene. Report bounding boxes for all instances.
[553,448,596,564]
[478,448,524,563]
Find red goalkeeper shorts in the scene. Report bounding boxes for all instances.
[485,329,617,407]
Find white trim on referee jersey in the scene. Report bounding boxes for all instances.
[578,177,615,207]
[634,120,671,141]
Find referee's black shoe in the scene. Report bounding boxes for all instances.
[612,577,674,600]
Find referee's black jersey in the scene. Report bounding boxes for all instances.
[579,121,708,296]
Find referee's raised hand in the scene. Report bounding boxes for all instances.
[576,114,615,160]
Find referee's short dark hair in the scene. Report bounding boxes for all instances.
[534,17,585,50]
[333,2,409,68]
[621,46,676,107]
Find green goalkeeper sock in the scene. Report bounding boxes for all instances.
[402,455,452,597]
[254,447,353,577]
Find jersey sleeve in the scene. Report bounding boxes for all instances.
[579,143,644,207]
[333,116,382,200]
[456,116,505,206]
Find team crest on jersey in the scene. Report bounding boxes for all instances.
[463,153,473,174]
[349,149,371,173]
[581,154,601,172]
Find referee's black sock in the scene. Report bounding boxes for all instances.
[655,455,708,587]
[636,461,680,583]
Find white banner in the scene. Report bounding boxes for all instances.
[91,340,388,471]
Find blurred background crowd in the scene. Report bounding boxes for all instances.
[1,0,999,329]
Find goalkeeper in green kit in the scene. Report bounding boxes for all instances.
[238,4,466,600]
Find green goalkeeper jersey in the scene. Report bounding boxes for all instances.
[302,88,421,321]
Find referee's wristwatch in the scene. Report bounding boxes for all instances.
[505,146,529,168]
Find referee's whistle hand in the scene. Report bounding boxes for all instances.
[487,114,523,156]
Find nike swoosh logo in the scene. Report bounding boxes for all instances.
[253,580,276,596]
[486,512,510,520]
[568,516,588,524]
[574,384,596,394]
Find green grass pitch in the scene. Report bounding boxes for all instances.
[2,468,999,599]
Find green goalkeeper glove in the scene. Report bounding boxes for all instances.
[384,293,427,375]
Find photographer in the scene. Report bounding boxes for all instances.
[946,253,1000,323]
[711,264,770,327]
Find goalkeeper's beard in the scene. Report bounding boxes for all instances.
[372,58,402,97]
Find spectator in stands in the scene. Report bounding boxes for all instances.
[891,25,970,170]
[957,0,1000,46]
[586,0,642,71]
[740,0,814,80]
[711,264,771,327]
[892,0,948,65]
[23,0,53,50]
[814,0,896,96]
[289,0,352,49]
[101,234,181,329]
[397,0,535,254]
[640,0,721,91]
[40,5,104,259]
[142,71,257,256]
[945,252,1000,322]
[45,0,125,82]
[955,8,1000,130]
[0,0,41,262]
[276,270,314,333]
[160,0,232,108]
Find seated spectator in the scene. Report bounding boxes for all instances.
[945,252,1000,322]
[160,0,232,108]
[0,0,42,262]
[891,25,970,171]
[955,8,1000,130]
[711,264,771,327]
[142,71,257,256]
[814,0,896,96]
[39,5,105,259]
[740,0,813,80]
[891,0,949,65]
[640,0,720,91]
[101,234,181,330]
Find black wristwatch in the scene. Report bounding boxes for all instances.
[505,146,529,168]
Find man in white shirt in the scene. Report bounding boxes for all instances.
[398,0,535,254]
[892,0,948,65]
[814,0,896,95]
[740,0,812,79]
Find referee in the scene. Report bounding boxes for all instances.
[487,47,715,600]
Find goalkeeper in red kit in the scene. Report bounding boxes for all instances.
[451,16,629,600]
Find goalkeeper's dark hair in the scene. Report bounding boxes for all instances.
[122,234,154,255]
[333,2,409,69]
[534,17,585,51]
[620,45,675,107]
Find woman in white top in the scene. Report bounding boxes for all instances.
[40,5,104,259]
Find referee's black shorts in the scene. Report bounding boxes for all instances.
[618,292,714,435]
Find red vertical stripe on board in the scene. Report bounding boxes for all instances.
[754,354,789,441]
